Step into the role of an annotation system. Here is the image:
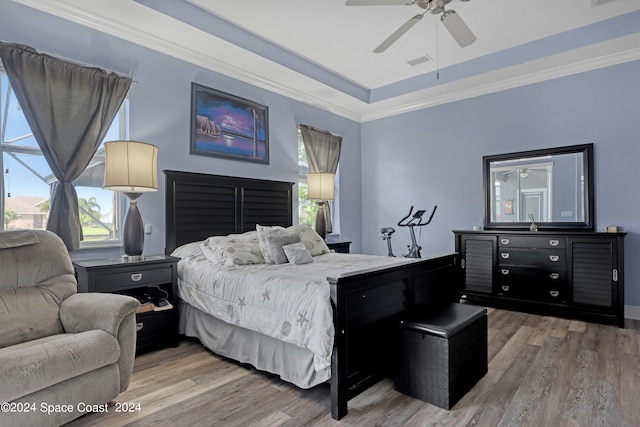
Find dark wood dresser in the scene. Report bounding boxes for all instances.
[453,230,625,327]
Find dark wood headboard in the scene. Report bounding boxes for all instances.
[164,170,294,254]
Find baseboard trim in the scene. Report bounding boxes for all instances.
[625,305,640,320]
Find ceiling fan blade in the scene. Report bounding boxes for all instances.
[346,0,415,5]
[373,14,423,53]
[440,10,476,47]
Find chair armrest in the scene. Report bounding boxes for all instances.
[60,293,140,336]
[60,293,140,392]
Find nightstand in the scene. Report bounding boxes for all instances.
[327,241,351,254]
[73,255,180,353]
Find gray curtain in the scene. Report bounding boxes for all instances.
[0,42,131,250]
[299,124,342,234]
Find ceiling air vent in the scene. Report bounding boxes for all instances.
[407,54,433,66]
[589,0,621,7]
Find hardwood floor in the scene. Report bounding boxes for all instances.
[70,308,640,427]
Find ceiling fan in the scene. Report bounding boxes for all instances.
[346,0,476,53]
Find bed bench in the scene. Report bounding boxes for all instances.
[394,302,488,409]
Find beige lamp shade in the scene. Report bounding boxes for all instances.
[307,173,335,201]
[104,141,159,193]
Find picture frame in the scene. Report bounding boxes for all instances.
[190,83,269,164]
[505,199,513,215]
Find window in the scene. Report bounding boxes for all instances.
[297,129,340,232]
[0,69,129,247]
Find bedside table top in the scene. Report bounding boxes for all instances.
[73,254,179,269]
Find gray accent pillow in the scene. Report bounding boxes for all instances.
[256,225,302,264]
[283,242,314,265]
[287,224,330,256]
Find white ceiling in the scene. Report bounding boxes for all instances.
[13,0,640,121]
[186,0,638,89]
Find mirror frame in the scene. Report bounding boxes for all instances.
[483,143,594,231]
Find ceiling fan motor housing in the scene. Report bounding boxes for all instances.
[429,0,453,14]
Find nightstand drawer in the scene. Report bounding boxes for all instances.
[95,266,173,292]
[327,241,351,254]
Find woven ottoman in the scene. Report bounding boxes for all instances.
[394,303,488,409]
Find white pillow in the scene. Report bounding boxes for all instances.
[287,224,330,256]
[171,241,202,259]
[283,242,313,265]
[200,233,264,266]
[256,224,302,264]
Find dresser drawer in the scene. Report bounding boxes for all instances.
[498,236,565,249]
[498,248,566,267]
[497,282,568,303]
[497,265,566,285]
[94,266,173,292]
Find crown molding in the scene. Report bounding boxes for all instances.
[12,0,365,121]
[360,33,640,122]
[13,0,640,124]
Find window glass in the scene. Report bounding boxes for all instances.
[1,70,128,246]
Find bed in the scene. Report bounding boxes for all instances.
[164,170,456,419]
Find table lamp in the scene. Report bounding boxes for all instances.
[104,140,158,260]
[307,172,335,239]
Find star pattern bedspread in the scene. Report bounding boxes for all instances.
[176,250,419,371]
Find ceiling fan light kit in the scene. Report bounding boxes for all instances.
[346,0,477,52]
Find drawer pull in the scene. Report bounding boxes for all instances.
[131,273,143,282]
[501,269,510,275]
[549,273,559,280]
[549,240,559,247]
[549,255,559,262]
[549,290,560,298]
[501,238,510,245]
[501,253,510,259]
[501,285,510,292]
[136,322,143,332]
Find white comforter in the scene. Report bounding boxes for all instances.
[175,249,419,371]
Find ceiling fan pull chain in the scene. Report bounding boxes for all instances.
[436,18,440,80]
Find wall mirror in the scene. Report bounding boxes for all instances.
[483,143,594,230]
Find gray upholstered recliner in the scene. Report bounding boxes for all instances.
[0,230,139,427]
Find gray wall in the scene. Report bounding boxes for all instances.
[361,61,640,307]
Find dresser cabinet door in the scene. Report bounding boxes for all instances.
[460,235,496,294]
[570,238,619,309]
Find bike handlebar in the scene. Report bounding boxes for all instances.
[397,205,437,227]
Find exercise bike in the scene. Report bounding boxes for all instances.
[380,205,437,258]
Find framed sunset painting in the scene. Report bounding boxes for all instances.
[190,83,269,164]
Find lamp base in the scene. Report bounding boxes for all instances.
[121,254,146,262]
[123,193,144,258]
[315,201,327,239]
